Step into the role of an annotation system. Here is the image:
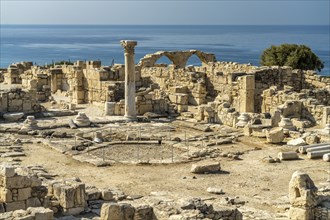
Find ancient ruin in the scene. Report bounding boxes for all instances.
[0,41,329,219]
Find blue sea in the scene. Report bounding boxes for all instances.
[0,25,329,76]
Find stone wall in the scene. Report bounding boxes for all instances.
[203,62,330,113]
[3,62,33,85]
[0,88,41,113]
[0,165,47,213]
[262,86,330,126]
[21,66,51,102]
[105,87,169,116]
[47,178,86,215]
[141,65,208,107]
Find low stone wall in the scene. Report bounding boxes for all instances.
[0,165,47,212]
[141,66,208,107]
[105,88,169,116]
[262,86,330,126]
[0,88,41,113]
[47,178,86,215]
[0,207,53,219]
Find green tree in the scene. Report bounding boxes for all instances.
[260,44,324,72]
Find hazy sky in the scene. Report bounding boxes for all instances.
[0,0,329,25]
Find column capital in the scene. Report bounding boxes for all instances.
[120,40,137,54]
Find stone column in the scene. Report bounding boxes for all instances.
[121,40,137,120]
[239,75,255,113]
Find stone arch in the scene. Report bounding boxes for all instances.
[138,50,216,68]
[194,50,217,65]
[186,54,204,66]
[154,55,173,67]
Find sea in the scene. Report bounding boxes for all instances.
[0,25,329,76]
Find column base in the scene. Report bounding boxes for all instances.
[124,115,137,122]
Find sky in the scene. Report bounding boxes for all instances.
[0,0,329,25]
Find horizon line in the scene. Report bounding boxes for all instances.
[1,23,330,26]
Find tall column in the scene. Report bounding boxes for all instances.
[121,40,137,120]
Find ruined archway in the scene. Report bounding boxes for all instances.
[138,50,216,68]
[186,54,203,67]
[154,55,174,67]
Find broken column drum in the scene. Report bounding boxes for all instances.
[21,116,38,130]
[121,40,137,120]
[278,118,295,132]
[236,113,249,128]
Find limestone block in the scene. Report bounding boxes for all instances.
[138,104,153,114]
[0,165,16,178]
[5,201,26,211]
[26,197,42,208]
[266,127,284,144]
[72,183,86,207]
[177,104,188,113]
[100,203,135,220]
[105,102,116,116]
[289,171,318,207]
[279,101,302,118]
[18,188,31,201]
[322,107,330,126]
[62,207,84,216]
[3,113,25,122]
[22,103,32,112]
[59,186,75,208]
[134,205,156,220]
[289,207,314,220]
[27,207,54,220]
[191,161,221,174]
[101,189,114,201]
[206,187,224,195]
[11,99,23,107]
[287,138,307,147]
[0,188,12,202]
[12,209,29,218]
[169,86,188,94]
[3,176,32,189]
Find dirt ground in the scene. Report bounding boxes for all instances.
[16,132,329,217]
[1,103,329,218]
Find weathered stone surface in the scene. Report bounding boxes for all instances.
[206,187,224,194]
[3,112,25,122]
[27,207,54,220]
[73,112,91,127]
[5,201,26,211]
[323,153,330,162]
[101,189,114,201]
[266,127,284,143]
[133,205,156,220]
[18,187,32,201]
[289,207,314,220]
[289,171,318,207]
[86,187,101,201]
[190,161,220,174]
[287,138,307,147]
[0,165,15,177]
[278,151,299,161]
[100,203,135,220]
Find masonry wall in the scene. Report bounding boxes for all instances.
[0,89,40,113]
[141,65,208,107]
[262,86,330,126]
